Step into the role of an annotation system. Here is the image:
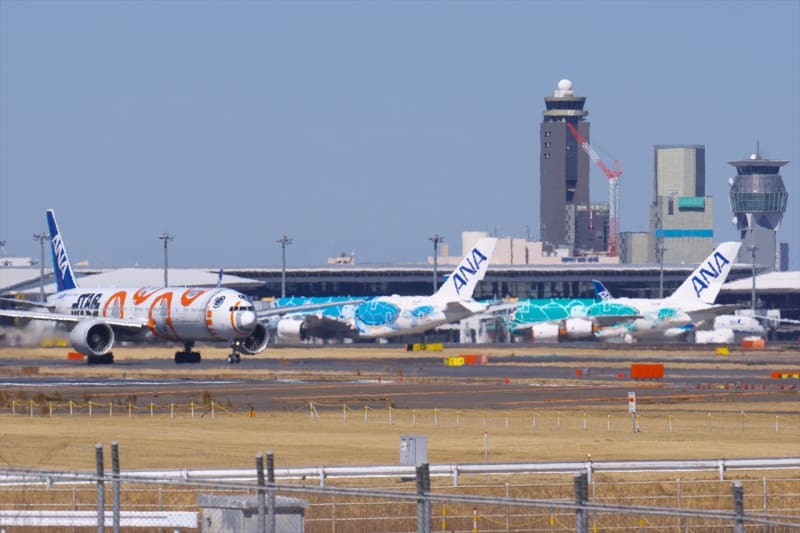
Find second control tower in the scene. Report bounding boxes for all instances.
[728,153,789,270]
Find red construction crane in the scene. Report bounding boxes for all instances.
[565,121,622,257]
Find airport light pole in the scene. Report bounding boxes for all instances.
[33,232,48,302]
[277,235,293,298]
[429,234,444,292]
[159,232,174,287]
[749,243,758,314]
[656,240,666,300]
[654,204,665,299]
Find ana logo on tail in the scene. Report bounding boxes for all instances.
[592,280,611,301]
[691,251,731,299]
[450,247,489,296]
[52,233,70,281]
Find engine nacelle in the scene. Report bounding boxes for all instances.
[69,319,114,356]
[239,323,269,354]
[530,322,560,342]
[276,318,309,342]
[560,318,596,339]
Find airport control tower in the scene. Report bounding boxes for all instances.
[540,79,592,254]
[728,153,789,271]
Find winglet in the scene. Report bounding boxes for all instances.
[665,241,742,306]
[592,280,612,302]
[46,209,78,292]
[432,237,497,302]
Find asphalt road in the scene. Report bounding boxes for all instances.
[1,346,798,412]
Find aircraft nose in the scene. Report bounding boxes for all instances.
[238,310,257,330]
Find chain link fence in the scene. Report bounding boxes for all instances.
[1,445,798,532]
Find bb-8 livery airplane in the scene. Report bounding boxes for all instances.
[0,210,355,365]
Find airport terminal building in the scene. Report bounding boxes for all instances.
[2,260,797,322]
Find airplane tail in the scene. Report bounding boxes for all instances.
[46,209,78,292]
[664,241,742,307]
[432,237,497,303]
[592,280,612,302]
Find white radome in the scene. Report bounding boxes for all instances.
[557,79,573,91]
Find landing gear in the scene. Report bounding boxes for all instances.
[227,352,241,364]
[175,342,201,364]
[87,353,114,365]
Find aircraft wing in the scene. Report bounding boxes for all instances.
[444,300,487,316]
[685,305,743,324]
[0,297,53,310]
[255,299,364,321]
[592,314,643,328]
[302,314,358,336]
[0,308,148,330]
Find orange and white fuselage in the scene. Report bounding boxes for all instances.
[51,286,258,343]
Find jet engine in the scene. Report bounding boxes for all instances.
[276,318,309,342]
[530,323,560,342]
[69,319,114,356]
[239,323,269,354]
[560,318,596,339]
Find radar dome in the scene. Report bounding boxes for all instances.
[557,79,573,91]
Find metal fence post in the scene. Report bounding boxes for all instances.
[256,453,266,533]
[95,443,105,533]
[423,463,431,533]
[733,480,745,533]
[111,441,120,533]
[416,465,424,533]
[574,472,588,533]
[266,451,276,533]
[416,464,432,533]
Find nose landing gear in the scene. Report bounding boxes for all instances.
[175,342,201,364]
[227,352,241,364]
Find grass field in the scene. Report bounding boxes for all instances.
[1,401,798,472]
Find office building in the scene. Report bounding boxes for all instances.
[649,145,714,263]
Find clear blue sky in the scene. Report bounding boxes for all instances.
[1,0,798,269]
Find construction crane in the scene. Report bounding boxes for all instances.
[565,121,622,257]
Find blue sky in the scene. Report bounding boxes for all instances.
[1,0,798,269]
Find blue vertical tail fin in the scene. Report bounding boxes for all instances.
[46,209,78,292]
[592,280,612,301]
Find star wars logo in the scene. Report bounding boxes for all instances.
[71,293,102,313]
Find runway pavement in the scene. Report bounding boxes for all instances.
[1,344,797,412]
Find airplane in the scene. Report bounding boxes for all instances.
[274,237,499,342]
[588,241,743,342]
[506,298,596,342]
[507,241,743,342]
[0,209,361,365]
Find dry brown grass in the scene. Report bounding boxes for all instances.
[1,401,798,472]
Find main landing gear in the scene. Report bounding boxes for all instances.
[87,353,114,365]
[175,342,201,364]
